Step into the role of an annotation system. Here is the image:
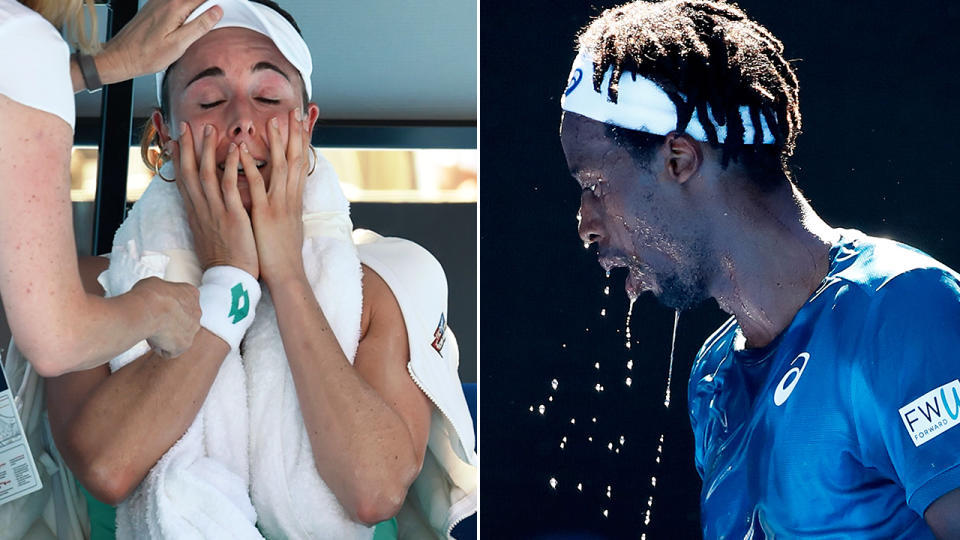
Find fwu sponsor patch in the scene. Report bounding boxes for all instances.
[898,379,960,447]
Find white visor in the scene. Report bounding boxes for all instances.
[155,0,312,105]
[561,51,775,145]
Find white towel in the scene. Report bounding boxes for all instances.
[99,154,371,539]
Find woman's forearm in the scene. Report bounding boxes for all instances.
[48,329,230,504]
[270,277,421,524]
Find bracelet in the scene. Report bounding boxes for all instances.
[198,266,261,351]
[75,52,103,92]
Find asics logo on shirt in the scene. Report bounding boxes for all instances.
[774,352,809,406]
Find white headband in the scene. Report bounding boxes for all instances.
[156,0,313,105]
[561,52,775,144]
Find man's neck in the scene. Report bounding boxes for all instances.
[710,184,838,349]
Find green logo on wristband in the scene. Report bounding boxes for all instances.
[229,283,250,324]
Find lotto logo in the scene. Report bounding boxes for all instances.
[229,283,250,324]
[898,379,960,447]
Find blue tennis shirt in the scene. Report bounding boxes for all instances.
[688,229,960,539]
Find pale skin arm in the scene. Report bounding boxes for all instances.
[68,0,224,93]
[242,109,431,524]
[46,256,231,505]
[0,95,199,376]
[271,266,432,525]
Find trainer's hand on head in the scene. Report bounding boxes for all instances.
[96,0,223,84]
[243,108,311,287]
[170,123,259,279]
[132,276,201,358]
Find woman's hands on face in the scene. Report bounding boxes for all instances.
[241,108,311,287]
[96,0,223,84]
[170,123,260,279]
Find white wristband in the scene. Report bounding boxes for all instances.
[198,266,261,350]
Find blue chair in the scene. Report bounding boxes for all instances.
[451,382,477,540]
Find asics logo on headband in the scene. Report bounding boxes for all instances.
[565,68,583,97]
[561,51,775,145]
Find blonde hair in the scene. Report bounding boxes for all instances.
[23,0,100,53]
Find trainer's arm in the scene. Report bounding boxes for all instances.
[271,265,432,525]
[46,256,229,504]
[0,96,199,375]
[926,487,960,539]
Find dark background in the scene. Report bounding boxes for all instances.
[480,1,960,538]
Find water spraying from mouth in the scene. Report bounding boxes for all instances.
[664,310,680,408]
[625,297,636,349]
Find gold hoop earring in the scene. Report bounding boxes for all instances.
[157,149,175,182]
[307,146,318,176]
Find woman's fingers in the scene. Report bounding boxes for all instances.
[266,116,286,199]
[167,5,223,51]
[286,108,307,203]
[239,143,269,211]
[168,140,195,215]
[220,143,245,214]
[199,124,225,214]
[175,122,205,207]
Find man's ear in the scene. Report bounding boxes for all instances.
[151,110,172,144]
[663,131,702,185]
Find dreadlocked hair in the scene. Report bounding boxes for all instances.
[578,0,801,186]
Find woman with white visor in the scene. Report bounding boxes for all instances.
[0,0,224,376]
[43,0,478,539]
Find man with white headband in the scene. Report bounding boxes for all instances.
[35,1,477,539]
[560,1,960,538]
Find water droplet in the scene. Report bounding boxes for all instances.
[548,396,553,402]
[659,434,664,443]
[551,378,558,390]
[600,308,606,317]
[594,362,600,370]
[655,456,660,464]
[549,477,557,489]
[588,436,593,442]
[657,445,662,453]
[619,435,626,445]
[559,442,565,449]
[642,535,646,540]
[644,509,651,525]
[583,242,590,249]
[561,343,567,348]
[592,417,597,423]
[594,383,602,392]
[538,404,546,415]
[648,496,654,507]
[627,359,634,370]
[625,376,632,387]
[562,436,567,443]
[570,418,576,424]
[651,476,657,487]
[528,405,534,412]
[615,448,620,454]
[577,483,583,492]
[607,442,613,450]
[604,286,610,295]
[603,509,609,518]
[605,270,611,279]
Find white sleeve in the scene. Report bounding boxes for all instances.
[0,2,75,130]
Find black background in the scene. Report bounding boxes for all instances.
[480,1,960,538]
